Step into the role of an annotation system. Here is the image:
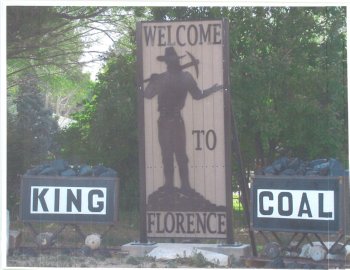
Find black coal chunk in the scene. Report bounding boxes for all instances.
[24,160,118,179]
[78,165,93,176]
[259,157,346,177]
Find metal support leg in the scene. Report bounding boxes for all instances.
[71,224,86,240]
[25,223,38,237]
[329,233,345,254]
[313,233,328,251]
[295,233,308,250]
[271,232,283,246]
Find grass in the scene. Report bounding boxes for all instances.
[233,193,244,212]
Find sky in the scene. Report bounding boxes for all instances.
[79,15,122,81]
[81,32,114,81]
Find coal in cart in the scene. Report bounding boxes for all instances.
[18,160,119,250]
[247,175,349,268]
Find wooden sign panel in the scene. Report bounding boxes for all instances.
[137,20,233,242]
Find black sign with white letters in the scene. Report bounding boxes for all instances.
[251,176,343,233]
[20,176,118,224]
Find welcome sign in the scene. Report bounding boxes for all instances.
[137,20,233,242]
[251,176,343,233]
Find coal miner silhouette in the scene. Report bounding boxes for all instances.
[143,46,222,193]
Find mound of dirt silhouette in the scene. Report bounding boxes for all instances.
[147,186,226,212]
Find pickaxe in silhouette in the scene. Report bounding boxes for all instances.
[143,51,199,83]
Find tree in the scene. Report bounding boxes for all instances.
[56,8,150,210]
[7,7,105,87]
[10,6,347,215]
[7,73,58,214]
[228,7,347,165]
[149,6,347,167]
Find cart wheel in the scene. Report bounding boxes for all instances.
[85,234,101,250]
[264,242,281,259]
[310,245,326,261]
[35,232,54,248]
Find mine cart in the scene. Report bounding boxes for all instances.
[20,174,119,248]
[248,175,349,267]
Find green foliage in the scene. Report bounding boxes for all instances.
[56,7,150,211]
[8,6,347,216]
[40,71,94,116]
[149,6,347,167]
[57,51,139,210]
[7,73,59,213]
[227,7,347,165]
[174,251,216,268]
[233,194,244,212]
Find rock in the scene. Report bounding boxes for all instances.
[78,165,93,176]
[92,165,108,176]
[51,159,69,173]
[313,161,330,176]
[25,164,50,175]
[38,167,58,176]
[147,246,229,266]
[263,166,276,175]
[99,168,117,177]
[309,159,328,168]
[61,168,76,176]
[329,158,345,176]
[287,158,301,170]
[296,163,307,175]
[25,161,118,179]
[260,157,346,177]
[272,157,289,173]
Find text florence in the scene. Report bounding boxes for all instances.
[147,212,227,236]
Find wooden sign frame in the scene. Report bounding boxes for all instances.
[137,19,233,243]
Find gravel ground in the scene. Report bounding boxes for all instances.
[7,248,175,268]
[7,246,242,268]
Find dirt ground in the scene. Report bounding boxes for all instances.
[7,215,348,268]
[7,248,180,268]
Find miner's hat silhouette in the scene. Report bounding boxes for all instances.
[157,47,185,63]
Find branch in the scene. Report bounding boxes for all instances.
[10,50,108,61]
[85,25,116,43]
[55,7,109,21]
